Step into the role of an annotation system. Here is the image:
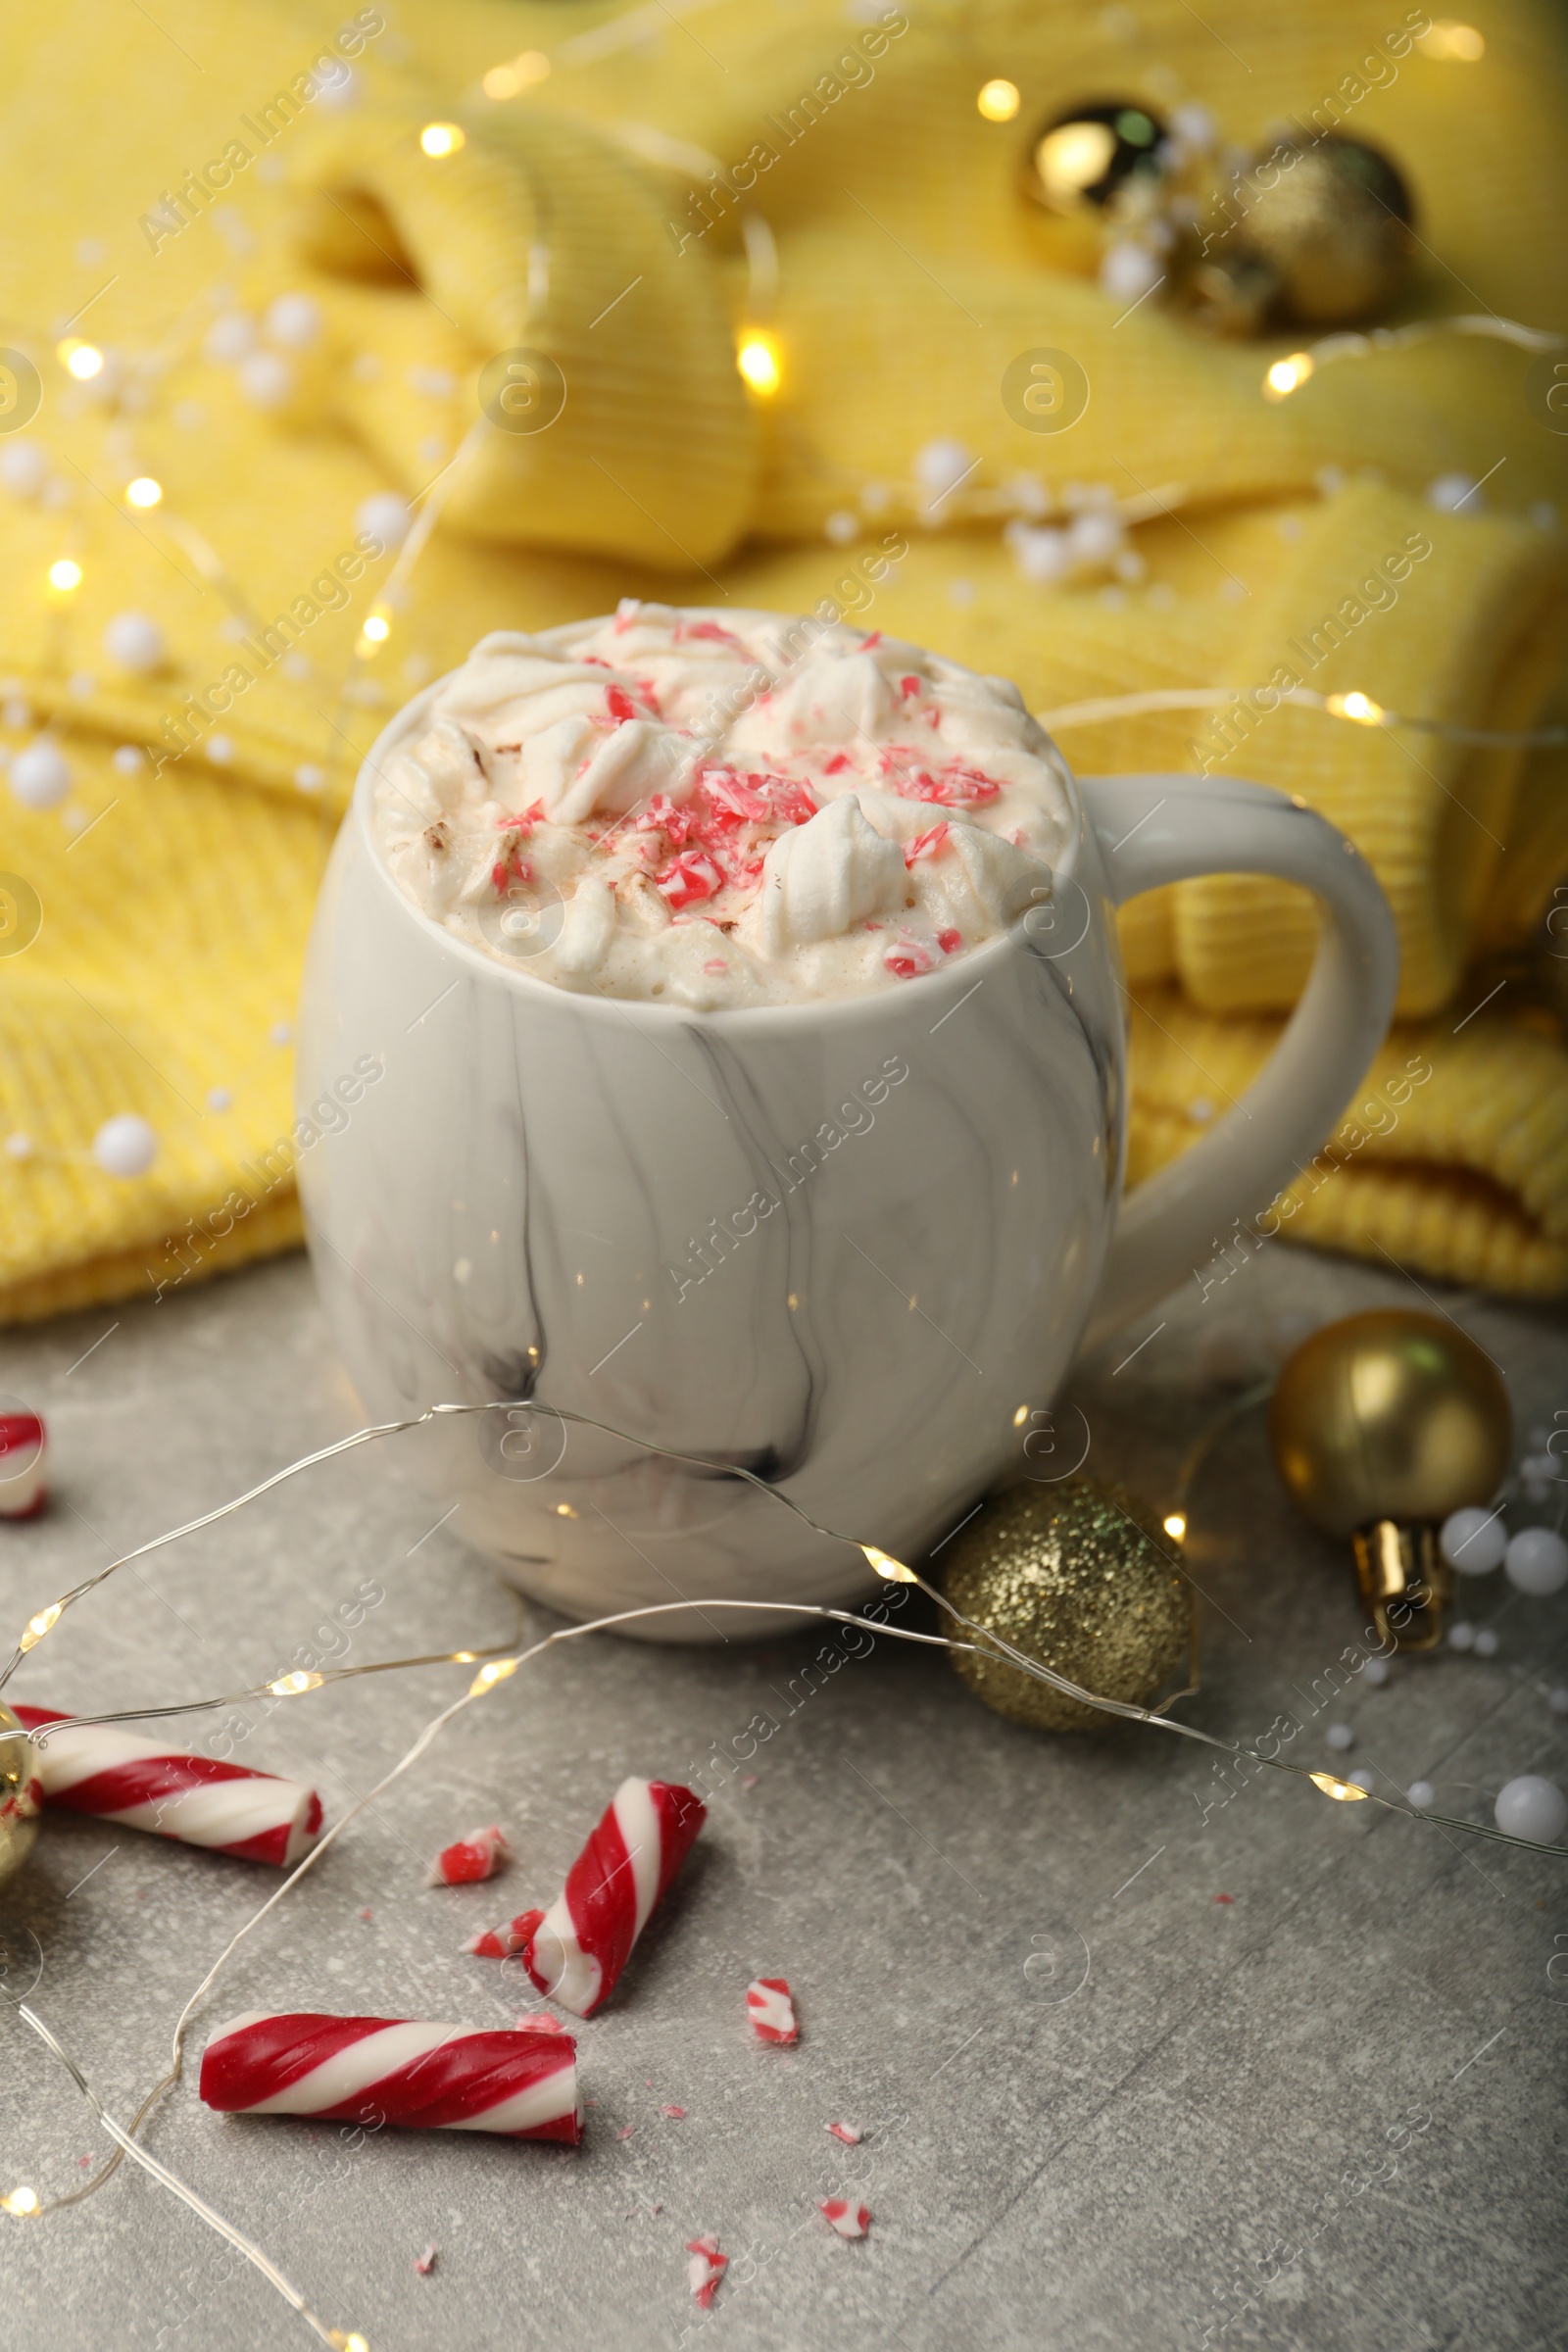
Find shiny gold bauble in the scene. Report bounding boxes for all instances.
[0,1700,40,1889]
[1270,1309,1510,1539]
[1237,136,1414,324]
[942,1477,1192,1732]
[1019,99,1167,271]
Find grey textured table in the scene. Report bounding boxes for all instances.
[1,1247,1565,2352]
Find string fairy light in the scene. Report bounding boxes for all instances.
[1260,310,1563,400]
[1034,681,1568,751]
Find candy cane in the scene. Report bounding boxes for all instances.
[467,1777,705,2016]
[200,2010,580,2141]
[13,1706,322,1866]
[0,1412,46,1519]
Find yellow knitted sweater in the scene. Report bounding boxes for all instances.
[1,0,1565,1319]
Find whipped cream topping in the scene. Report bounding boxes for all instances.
[369,604,1073,1008]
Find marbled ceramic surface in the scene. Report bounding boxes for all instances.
[297,722,1126,1637]
[0,1249,1563,2352]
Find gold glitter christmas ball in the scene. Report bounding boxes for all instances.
[0,1700,41,1889]
[1238,136,1414,324]
[1269,1309,1510,1541]
[942,1478,1192,1732]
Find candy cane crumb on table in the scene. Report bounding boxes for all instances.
[687,2236,727,2308]
[819,2199,872,2239]
[199,2012,581,2141]
[746,1977,799,2043]
[427,1823,510,1886]
[467,1776,706,2016]
[827,2121,862,2145]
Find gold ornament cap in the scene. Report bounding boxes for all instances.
[0,1700,41,1890]
[1269,1309,1510,1649]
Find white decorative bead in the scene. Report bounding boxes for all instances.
[824,511,858,545]
[913,438,977,497]
[1440,1505,1507,1575]
[1548,1688,1568,1716]
[3,695,32,730]
[1427,471,1480,514]
[1472,1628,1498,1657]
[10,740,71,808]
[1325,1722,1354,1751]
[1170,103,1218,151]
[112,745,146,774]
[1067,510,1125,565]
[1494,1775,1568,1845]
[1503,1527,1568,1596]
[0,441,47,498]
[1447,1620,1475,1651]
[4,1133,33,1159]
[1406,1781,1435,1809]
[238,350,295,411]
[203,312,257,365]
[207,1087,232,1111]
[317,64,361,111]
[270,1021,292,1047]
[294,764,325,794]
[1100,241,1164,304]
[104,611,167,675]
[354,491,412,555]
[1348,1768,1374,1790]
[1008,524,1073,586]
[207,734,234,764]
[267,293,323,350]
[1361,1655,1389,1687]
[91,1114,158,1178]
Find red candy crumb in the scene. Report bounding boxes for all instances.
[899,674,921,699]
[427,1825,511,1888]
[517,2012,569,2034]
[938,928,962,955]
[885,940,935,980]
[657,850,725,909]
[746,1977,799,2044]
[904,821,950,866]
[826,2122,861,2146]
[617,2125,635,2140]
[606,686,637,723]
[822,752,852,774]
[414,2246,437,2277]
[1214,1892,1234,1904]
[687,2236,727,2308]
[660,2105,686,2119]
[818,2199,871,2240]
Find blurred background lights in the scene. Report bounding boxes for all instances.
[124,475,162,509]
[737,334,782,394]
[1417,20,1485,58]
[977,78,1021,122]
[419,121,465,158]
[58,339,103,380]
[47,559,81,591]
[1264,352,1314,398]
[483,51,550,99]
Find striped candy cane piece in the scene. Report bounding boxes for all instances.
[427,1824,511,1886]
[468,1777,706,2017]
[200,2011,580,2141]
[13,1706,322,1866]
[0,1413,46,1519]
[746,1977,798,2043]
[818,2199,871,2239]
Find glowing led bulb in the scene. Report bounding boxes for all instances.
[58,340,104,380]
[267,1670,324,1696]
[736,335,781,395]
[19,1602,62,1651]
[1326,690,1384,725]
[1263,352,1314,400]
[1309,1772,1369,1802]
[1162,1512,1187,1542]
[361,612,390,643]
[419,122,465,158]
[48,559,82,592]
[861,1544,917,1584]
[124,476,163,509]
[977,78,1020,122]
[1,2185,39,2216]
[469,1657,518,1696]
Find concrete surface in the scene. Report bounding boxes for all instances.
[0,1245,1564,2352]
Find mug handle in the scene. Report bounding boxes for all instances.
[1076,771,1399,1351]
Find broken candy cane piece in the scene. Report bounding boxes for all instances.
[200,2011,580,2141]
[826,2122,861,2146]
[818,2199,871,2239]
[427,1824,511,1886]
[14,1705,321,1866]
[687,2236,727,2308]
[414,2247,437,2277]
[467,1778,706,2016]
[746,1977,799,2044]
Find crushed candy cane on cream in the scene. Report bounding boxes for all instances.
[369,604,1072,1008]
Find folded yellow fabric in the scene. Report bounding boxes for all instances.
[0,0,1565,1323]
[1126,988,1568,1295]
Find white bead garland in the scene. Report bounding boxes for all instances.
[91,1114,159,1178]
[1494,1776,1568,1845]
[10,739,71,808]
[1440,1505,1507,1575]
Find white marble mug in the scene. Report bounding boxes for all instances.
[297,616,1397,1637]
